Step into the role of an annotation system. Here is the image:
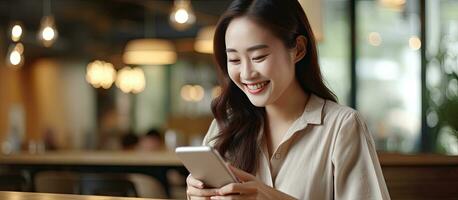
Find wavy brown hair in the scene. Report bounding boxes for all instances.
[211,0,337,174]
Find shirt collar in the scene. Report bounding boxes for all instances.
[297,93,326,127]
[258,93,326,148]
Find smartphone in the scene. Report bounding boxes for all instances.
[175,146,238,188]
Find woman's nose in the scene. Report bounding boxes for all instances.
[240,60,259,79]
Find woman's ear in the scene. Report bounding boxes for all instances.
[294,35,307,63]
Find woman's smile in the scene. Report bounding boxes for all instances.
[243,80,270,94]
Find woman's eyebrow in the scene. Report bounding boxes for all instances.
[226,44,269,53]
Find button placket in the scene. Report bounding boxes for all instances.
[270,146,285,180]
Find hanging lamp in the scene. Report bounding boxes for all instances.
[37,0,58,47]
[123,6,176,65]
[123,39,177,65]
[115,66,146,94]
[6,43,24,68]
[194,25,216,54]
[10,22,24,42]
[169,0,196,31]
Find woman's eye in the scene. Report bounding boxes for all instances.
[228,59,240,63]
[252,54,268,62]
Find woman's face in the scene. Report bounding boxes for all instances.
[225,16,297,107]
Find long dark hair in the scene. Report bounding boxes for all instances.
[211,0,337,174]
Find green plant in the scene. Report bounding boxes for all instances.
[429,30,458,153]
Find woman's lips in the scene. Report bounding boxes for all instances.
[243,81,270,94]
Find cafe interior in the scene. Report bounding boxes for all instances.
[0,0,457,199]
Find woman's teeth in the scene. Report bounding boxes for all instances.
[247,81,268,90]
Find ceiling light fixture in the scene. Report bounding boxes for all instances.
[170,0,196,31]
[10,23,23,42]
[194,25,216,54]
[116,66,146,94]
[85,60,117,89]
[180,84,205,102]
[6,43,25,68]
[123,6,177,66]
[38,0,58,47]
[123,39,177,65]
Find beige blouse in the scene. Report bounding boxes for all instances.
[203,94,391,200]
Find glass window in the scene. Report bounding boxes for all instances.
[426,0,458,154]
[356,0,421,152]
[319,0,351,105]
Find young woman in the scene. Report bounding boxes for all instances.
[186,0,390,199]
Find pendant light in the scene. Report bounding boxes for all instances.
[169,0,196,31]
[123,7,176,66]
[6,43,24,68]
[194,25,216,54]
[10,22,24,42]
[37,0,58,47]
[123,39,177,65]
[115,66,146,94]
[180,84,205,102]
[7,22,25,68]
[85,60,117,89]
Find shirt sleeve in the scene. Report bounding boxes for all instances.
[202,119,219,147]
[331,111,391,200]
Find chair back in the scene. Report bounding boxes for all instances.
[128,173,166,198]
[76,173,137,197]
[0,172,28,191]
[34,171,79,194]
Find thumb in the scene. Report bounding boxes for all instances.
[228,164,255,182]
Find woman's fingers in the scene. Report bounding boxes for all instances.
[187,174,205,189]
[187,185,220,197]
[217,182,257,196]
[189,197,211,200]
[186,171,258,199]
[210,195,238,200]
[228,165,255,182]
[186,174,221,198]
[209,194,255,200]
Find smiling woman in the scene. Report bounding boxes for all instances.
[225,17,304,107]
[185,0,391,199]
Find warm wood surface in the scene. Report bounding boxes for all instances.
[377,153,458,200]
[0,191,168,200]
[0,150,181,166]
[378,152,458,166]
[1,151,458,166]
[382,166,458,200]
[2,152,458,200]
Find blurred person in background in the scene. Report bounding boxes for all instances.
[138,128,164,151]
[43,128,58,151]
[120,130,139,150]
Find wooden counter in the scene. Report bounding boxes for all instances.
[378,152,458,200]
[0,151,183,198]
[378,152,458,166]
[0,150,181,166]
[0,191,166,200]
[2,151,458,199]
[2,151,458,167]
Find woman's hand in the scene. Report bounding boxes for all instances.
[186,174,219,200]
[209,165,297,200]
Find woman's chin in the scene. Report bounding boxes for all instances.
[244,89,272,107]
[247,97,269,107]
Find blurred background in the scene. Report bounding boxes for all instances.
[1,0,457,155]
[0,0,457,199]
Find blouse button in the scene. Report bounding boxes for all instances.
[274,153,281,159]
